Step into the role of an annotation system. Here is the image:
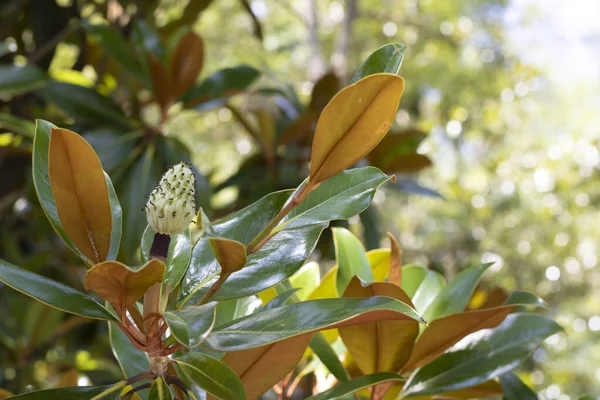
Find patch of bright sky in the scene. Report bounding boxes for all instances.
[504,0,600,85]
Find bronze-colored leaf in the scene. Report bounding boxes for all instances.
[387,232,402,287]
[48,127,112,263]
[402,306,514,372]
[55,369,79,388]
[148,54,174,115]
[211,333,313,400]
[309,73,405,185]
[200,209,248,274]
[339,277,419,375]
[170,31,204,97]
[309,71,341,111]
[83,260,165,312]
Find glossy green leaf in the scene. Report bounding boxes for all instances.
[84,22,150,87]
[163,302,217,348]
[306,372,404,400]
[7,386,111,399]
[181,65,260,111]
[203,296,424,352]
[141,225,191,291]
[400,265,445,315]
[118,146,164,263]
[179,190,320,304]
[148,378,173,400]
[175,352,246,400]
[277,167,392,232]
[400,313,563,398]
[504,291,549,308]
[106,172,122,261]
[37,82,132,131]
[309,331,350,382]
[423,263,491,321]
[85,130,142,174]
[0,64,47,96]
[0,258,115,320]
[500,372,539,400]
[0,113,35,137]
[108,320,150,379]
[350,43,407,84]
[333,228,374,295]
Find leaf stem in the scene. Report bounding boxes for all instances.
[247,182,312,253]
[196,272,229,306]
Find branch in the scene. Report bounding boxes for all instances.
[28,20,81,64]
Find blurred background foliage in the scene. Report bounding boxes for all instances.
[0,0,598,399]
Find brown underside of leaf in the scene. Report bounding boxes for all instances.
[170,31,204,98]
[212,333,313,400]
[83,260,165,312]
[48,127,112,263]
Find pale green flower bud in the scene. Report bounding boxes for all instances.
[145,162,196,235]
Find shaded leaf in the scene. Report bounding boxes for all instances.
[83,260,165,311]
[350,43,407,84]
[340,278,419,374]
[400,313,563,398]
[203,296,424,352]
[49,127,113,263]
[141,225,191,291]
[0,113,35,137]
[0,258,116,320]
[500,372,539,400]
[264,288,299,310]
[182,65,260,110]
[162,302,217,348]
[159,0,214,36]
[148,378,173,400]
[214,333,312,400]
[309,73,404,184]
[0,64,47,96]
[309,331,350,382]
[148,54,174,113]
[175,352,246,400]
[310,72,341,111]
[84,22,149,87]
[37,82,132,131]
[333,228,373,295]
[6,386,111,399]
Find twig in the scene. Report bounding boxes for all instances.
[196,272,229,306]
[28,20,82,64]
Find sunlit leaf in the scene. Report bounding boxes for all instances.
[423,263,492,321]
[402,291,548,371]
[309,73,404,184]
[387,233,402,286]
[340,278,418,375]
[306,372,405,400]
[400,314,562,398]
[0,258,115,320]
[204,296,424,352]
[400,265,445,315]
[83,260,165,312]
[333,228,374,295]
[350,43,407,84]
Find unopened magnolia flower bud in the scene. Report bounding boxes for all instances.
[145,162,196,235]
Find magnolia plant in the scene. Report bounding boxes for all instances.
[0,48,559,400]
